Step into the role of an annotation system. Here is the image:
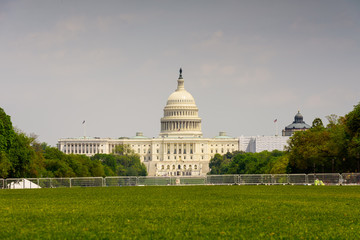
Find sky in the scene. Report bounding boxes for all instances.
[1,0,360,146]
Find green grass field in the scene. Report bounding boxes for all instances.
[1,185,360,239]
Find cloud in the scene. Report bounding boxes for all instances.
[96,14,143,31]
[199,30,224,48]
[305,87,358,109]
[199,63,273,88]
[18,17,86,49]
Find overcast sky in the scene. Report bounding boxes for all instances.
[1,0,359,146]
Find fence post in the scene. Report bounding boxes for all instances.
[305,174,308,185]
[287,174,290,185]
[69,178,72,188]
[339,174,343,185]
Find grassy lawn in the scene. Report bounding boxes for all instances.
[1,185,360,239]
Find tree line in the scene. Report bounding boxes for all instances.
[1,101,359,178]
[0,107,147,178]
[209,102,360,175]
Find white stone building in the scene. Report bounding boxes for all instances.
[239,135,290,153]
[58,69,239,176]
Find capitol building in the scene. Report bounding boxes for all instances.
[58,69,239,176]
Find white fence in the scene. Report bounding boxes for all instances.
[1,173,360,189]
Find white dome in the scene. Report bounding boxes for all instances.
[160,69,202,137]
[166,90,196,106]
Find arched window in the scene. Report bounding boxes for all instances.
[194,165,198,170]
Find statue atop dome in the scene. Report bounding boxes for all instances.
[179,68,183,79]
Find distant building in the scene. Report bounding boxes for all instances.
[282,111,311,136]
[239,135,289,153]
[58,69,238,176]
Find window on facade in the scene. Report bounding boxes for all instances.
[179,149,182,154]
[201,149,204,153]
[174,149,177,154]
[184,165,186,170]
[221,148,224,153]
[161,165,164,170]
[138,149,140,153]
[211,149,213,153]
[168,156,170,159]
[202,156,204,159]
[190,149,193,154]
[189,165,192,169]
[173,165,175,170]
[167,165,170,170]
[157,149,159,153]
[174,156,176,159]
[178,165,181,169]
[194,165,198,170]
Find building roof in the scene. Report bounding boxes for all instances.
[285,111,311,129]
[214,132,233,139]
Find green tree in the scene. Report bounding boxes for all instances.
[0,151,12,178]
[345,102,360,171]
[312,118,324,128]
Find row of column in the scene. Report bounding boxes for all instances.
[161,121,201,131]
[165,110,197,117]
[63,143,100,154]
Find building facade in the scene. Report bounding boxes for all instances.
[239,135,290,153]
[58,70,239,176]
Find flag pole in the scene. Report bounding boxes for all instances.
[82,120,86,139]
[274,119,278,136]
